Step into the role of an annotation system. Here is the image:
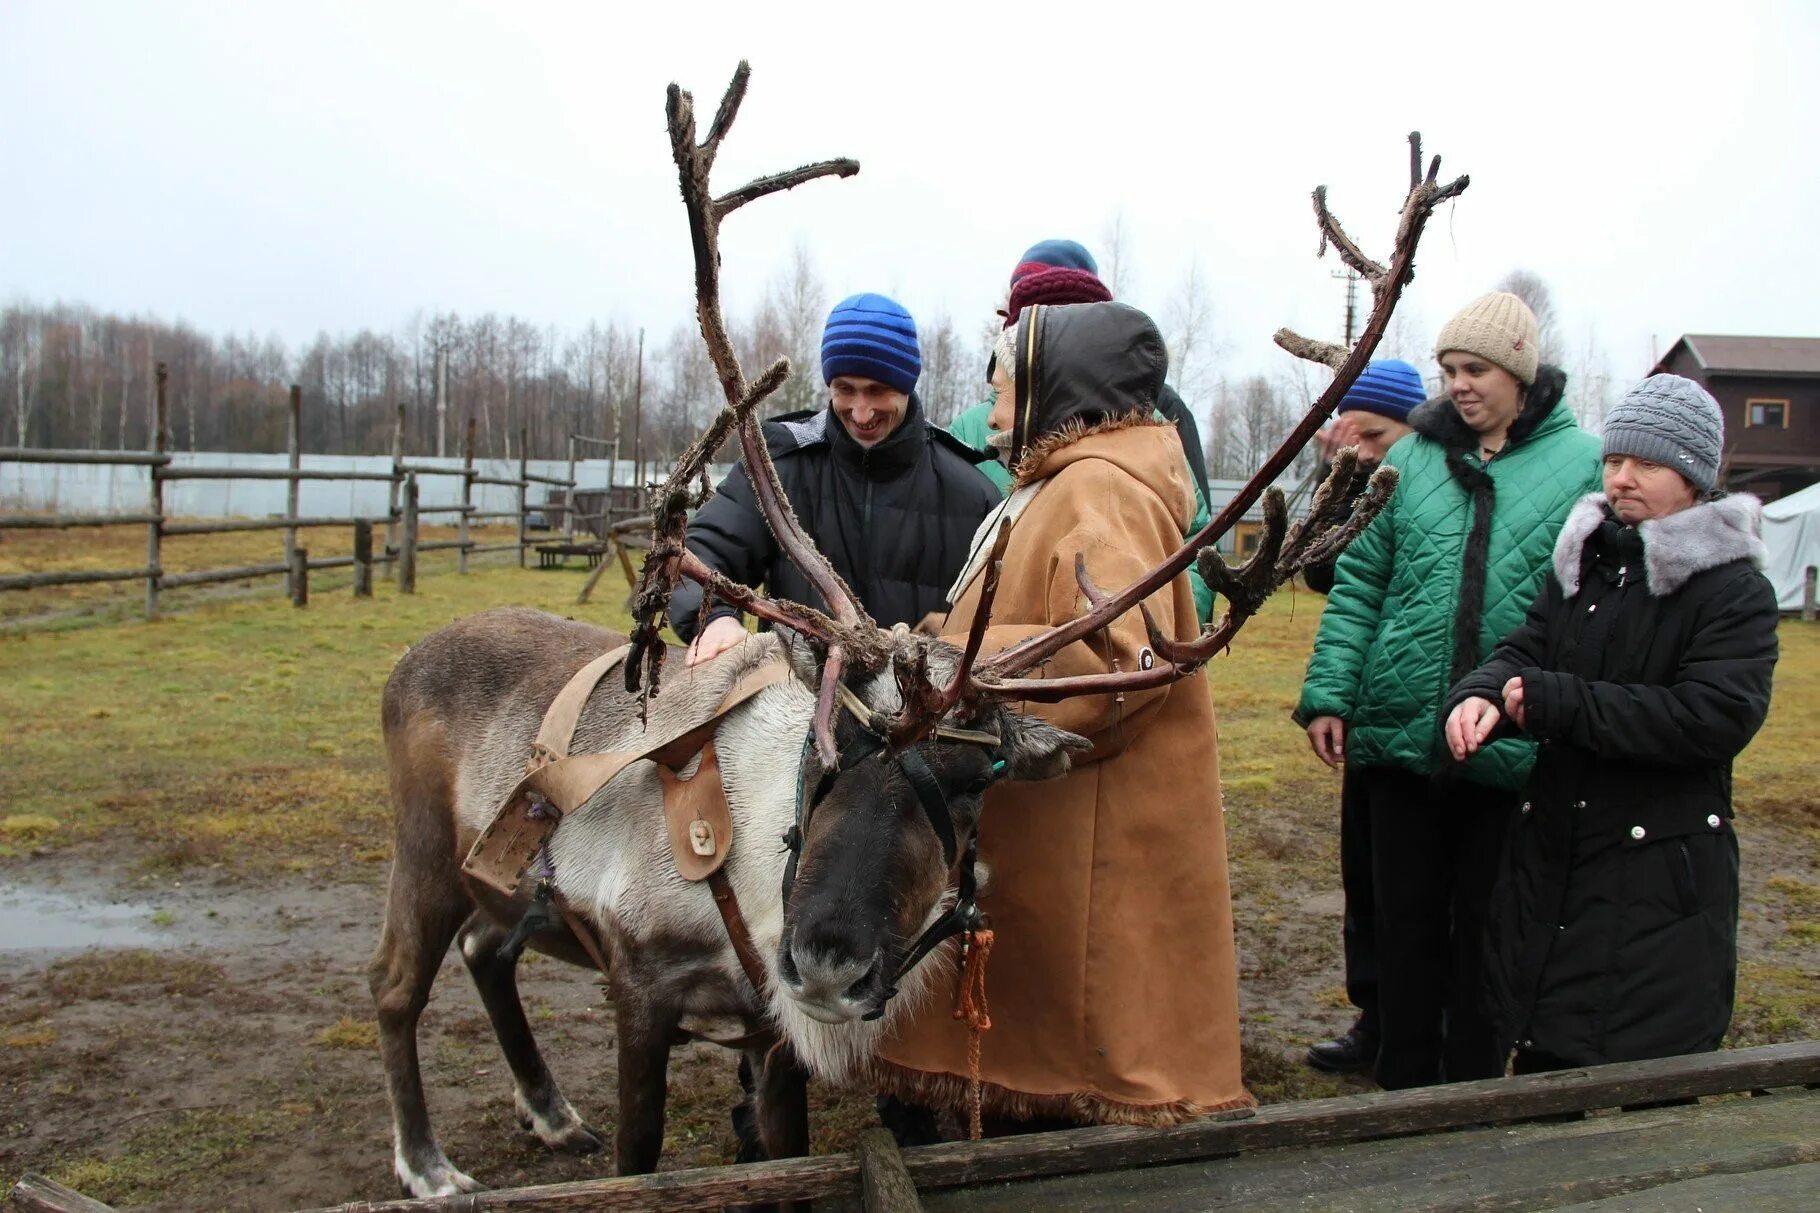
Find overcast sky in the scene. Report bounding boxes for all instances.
[4,1,1816,393]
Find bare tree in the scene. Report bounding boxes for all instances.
[1495,269,1562,364]
[1566,323,1620,433]
[1163,258,1222,405]
[1099,211,1132,297]
[916,309,986,425]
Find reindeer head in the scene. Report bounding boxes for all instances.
[630,64,1465,1026]
[768,633,1085,1023]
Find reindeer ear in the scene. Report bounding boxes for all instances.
[997,711,1091,782]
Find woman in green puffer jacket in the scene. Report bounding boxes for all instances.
[1294,292,1602,1091]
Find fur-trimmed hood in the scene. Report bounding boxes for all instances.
[1553,491,1766,597]
[1006,301,1167,469]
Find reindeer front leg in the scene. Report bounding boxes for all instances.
[610,977,681,1175]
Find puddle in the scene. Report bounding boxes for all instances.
[0,885,171,951]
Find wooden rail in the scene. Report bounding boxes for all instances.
[0,372,604,618]
[16,1042,1811,1213]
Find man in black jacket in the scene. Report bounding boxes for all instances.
[670,292,1000,663]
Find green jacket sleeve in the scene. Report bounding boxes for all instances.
[1294,471,1397,724]
[1186,472,1214,627]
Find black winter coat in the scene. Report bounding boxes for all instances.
[1446,492,1779,1066]
[668,396,1000,641]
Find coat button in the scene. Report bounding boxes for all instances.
[1630,825,1647,840]
[1707,814,1722,828]
[1521,801,1532,814]
[1573,800,1587,810]
[1521,1039,1535,1049]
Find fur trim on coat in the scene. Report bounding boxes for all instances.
[1552,491,1767,598]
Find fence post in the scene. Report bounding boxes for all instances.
[516,426,529,569]
[386,403,405,580]
[458,417,475,574]
[145,363,169,620]
[1804,565,1816,622]
[290,546,309,607]
[564,434,578,541]
[399,474,419,594]
[353,520,373,598]
[284,384,301,596]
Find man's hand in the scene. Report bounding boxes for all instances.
[1501,675,1527,730]
[1306,715,1347,769]
[1445,696,1501,761]
[685,615,749,667]
[1316,414,1363,464]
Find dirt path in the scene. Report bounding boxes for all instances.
[4,808,1816,1211]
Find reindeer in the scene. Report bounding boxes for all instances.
[369,63,1465,1198]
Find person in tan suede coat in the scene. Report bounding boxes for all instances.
[874,301,1250,1129]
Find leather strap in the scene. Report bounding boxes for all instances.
[551,890,616,977]
[530,644,633,768]
[708,867,769,996]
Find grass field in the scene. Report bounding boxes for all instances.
[0,553,1815,1209]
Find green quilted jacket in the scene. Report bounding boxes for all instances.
[947,398,1216,625]
[1296,369,1602,789]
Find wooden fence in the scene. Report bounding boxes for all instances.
[0,364,604,619]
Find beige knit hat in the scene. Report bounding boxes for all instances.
[1434,291,1540,385]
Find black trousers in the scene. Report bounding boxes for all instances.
[1338,767,1379,1040]
[1359,765,1516,1090]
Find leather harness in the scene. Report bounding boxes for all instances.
[462,645,1004,1022]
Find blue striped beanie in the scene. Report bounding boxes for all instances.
[1337,359,1427,423]
[820,293,921,396]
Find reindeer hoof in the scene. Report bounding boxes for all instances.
[514,1089,603,1154]
[395,1146,483,1198]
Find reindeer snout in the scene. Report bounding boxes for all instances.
[779,925,888,1025]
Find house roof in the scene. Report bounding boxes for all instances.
[1655,335,1820,377]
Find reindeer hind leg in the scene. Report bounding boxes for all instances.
[369,860,479,1197]
[457,915,603,1155]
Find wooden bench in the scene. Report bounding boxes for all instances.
[534,541,609,569]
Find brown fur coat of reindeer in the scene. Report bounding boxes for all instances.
[368,61,1463,1198]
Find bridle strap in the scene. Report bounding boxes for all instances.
[896,745,957,866]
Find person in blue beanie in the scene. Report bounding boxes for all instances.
[1300,358,1428,1077]
[670,292,1000,666]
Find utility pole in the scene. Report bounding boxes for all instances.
[1332,270,1360,345]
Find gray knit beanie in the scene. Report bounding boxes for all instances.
[1602,374,1725,493]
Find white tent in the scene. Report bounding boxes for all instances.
[1761,480,1820,611]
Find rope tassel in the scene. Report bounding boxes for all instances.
[952,926,994,1141]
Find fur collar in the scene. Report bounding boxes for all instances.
[1009,412,1172,487]
[1407,364,1568,454]
[1553,491,1766,597]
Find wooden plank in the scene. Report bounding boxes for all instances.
[0,447,169,466]
[1564,1158,1820,1211]
[294,1154,861,1212]
[399,475,419,594]
[858,1128,924,1212]
[10,1172,119,1212]
[0,513,162,529]
[899,1041,1820,1196]
[925,1090,1820,1212]
[286,1045,1820,1213]
[163,516,371,535]
[285,385,301,596]
[0,567,152,591]
[290,546,309,607]
[156,467,398,482]
[354,520,373,597]
[146,364,168,619]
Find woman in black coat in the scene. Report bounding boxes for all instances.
[1443,374,1779,1074]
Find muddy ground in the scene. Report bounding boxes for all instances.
[4,812,1816,1212]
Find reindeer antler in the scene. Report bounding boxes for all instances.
[965,133,1465,702]
[626,62,885,763]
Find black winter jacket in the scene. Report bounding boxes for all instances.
[1446,492,1779,1066]
[668,396,1000,641]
